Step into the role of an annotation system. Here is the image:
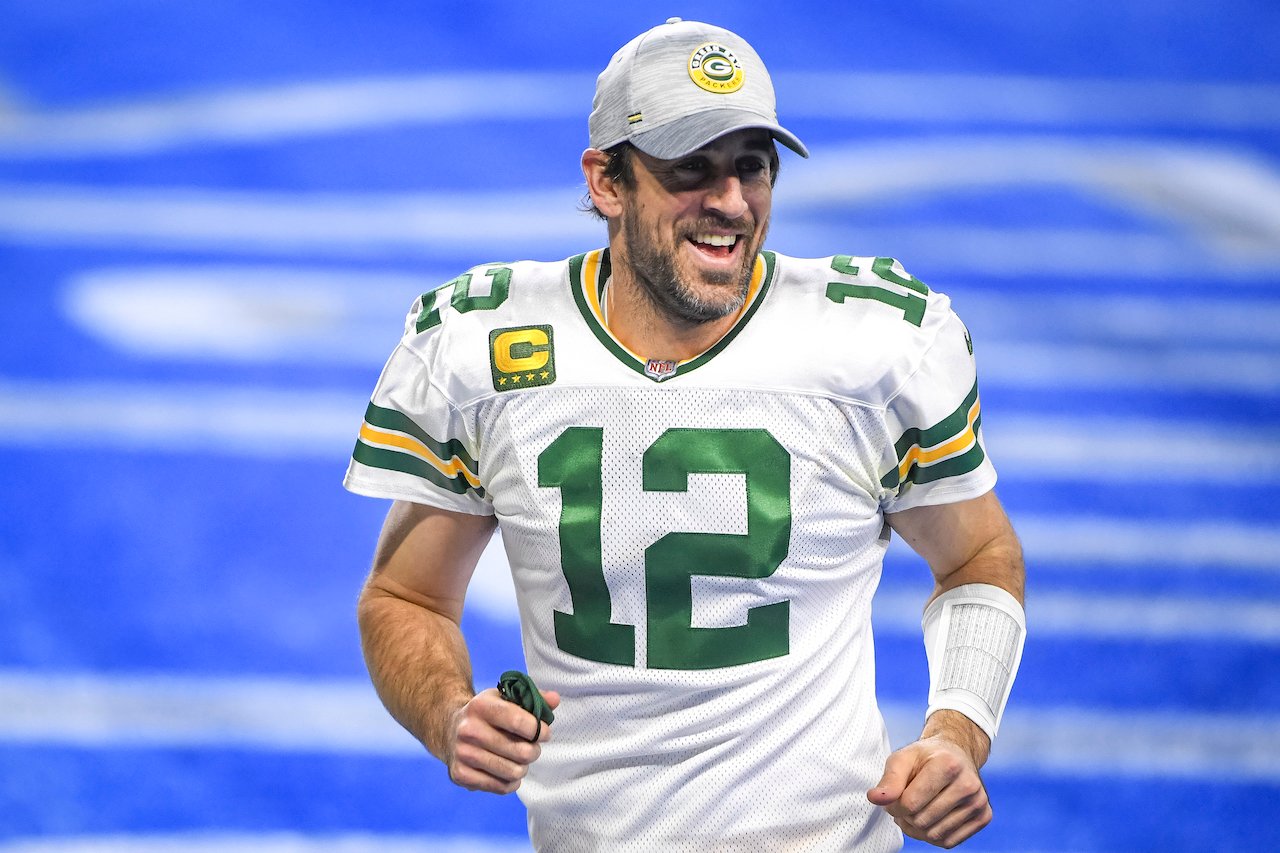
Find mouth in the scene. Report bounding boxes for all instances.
[687,232,742,260]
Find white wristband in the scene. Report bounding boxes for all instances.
[922,583,1025,741]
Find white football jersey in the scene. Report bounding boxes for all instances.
[344,249,996,852]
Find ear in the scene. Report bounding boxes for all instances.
[582,148,625,219]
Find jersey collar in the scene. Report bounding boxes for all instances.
[569,248,776,382]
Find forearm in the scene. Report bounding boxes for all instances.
[357,578,476,762]
[888,494,1026,765]
[921,573,1024,766]
[876,494,1025,845]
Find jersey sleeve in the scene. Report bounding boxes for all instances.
[342,292,493,515]
[879,307,997,513]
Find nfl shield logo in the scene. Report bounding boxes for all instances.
[644,358,678,382]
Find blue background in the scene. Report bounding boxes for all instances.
[1,2,1278,851]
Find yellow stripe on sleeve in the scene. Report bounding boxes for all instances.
[896,396,982,482]
[358,423,483,488]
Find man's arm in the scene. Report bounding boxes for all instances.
[357,499,560,794]
[868,490,1025,848]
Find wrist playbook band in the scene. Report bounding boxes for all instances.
[922,583,1026,741]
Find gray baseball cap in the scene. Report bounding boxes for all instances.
[588,18,809,160]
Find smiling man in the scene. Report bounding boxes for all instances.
[345,18,1026,852]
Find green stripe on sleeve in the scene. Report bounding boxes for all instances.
[363,402,478,475]
[891,380,980,461]
[352,441,486,498]
[882,413,987,489]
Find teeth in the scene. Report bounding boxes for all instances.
[692,234,737,247]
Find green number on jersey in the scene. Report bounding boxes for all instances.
[537,427,636,666]
[825,255,928,326]
[643,429,791,668]
[416,266,512,332]
[539,427,792,670]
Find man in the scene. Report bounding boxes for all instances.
[345,17,1025,852]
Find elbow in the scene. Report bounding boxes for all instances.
[933,528,1026,604]
[355,578,388,643]
[356,571,466,630]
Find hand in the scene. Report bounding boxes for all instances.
[444,686,562,794]
[867,713,992,848]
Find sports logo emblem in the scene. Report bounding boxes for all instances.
[490,325,556,391]
[687,43,745,94]
[644,358,679,381]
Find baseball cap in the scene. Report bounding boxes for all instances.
[588,17,809,160]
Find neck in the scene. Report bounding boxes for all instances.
[604,264,743,362]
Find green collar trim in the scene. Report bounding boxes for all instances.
[568,248,777,383]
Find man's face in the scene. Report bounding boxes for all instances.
[614,129,776,324]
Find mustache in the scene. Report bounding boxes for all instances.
[681,215,753,236]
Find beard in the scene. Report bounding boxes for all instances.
[619,210,766,325]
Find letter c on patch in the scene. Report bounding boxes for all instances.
[493,328,550,373]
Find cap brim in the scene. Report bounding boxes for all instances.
[628,108,809,160]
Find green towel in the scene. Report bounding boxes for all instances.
[497,670,554,741]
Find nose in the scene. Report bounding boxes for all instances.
[702,173,749,221]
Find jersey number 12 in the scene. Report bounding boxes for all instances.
[538,427,792,670]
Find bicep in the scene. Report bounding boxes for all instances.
[885,491,1024,602]
[364,499,498,622]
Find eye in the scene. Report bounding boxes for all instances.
[675,158,708,175]
[738,157,770,179]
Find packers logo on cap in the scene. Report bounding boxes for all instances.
[490,325,556,391]
[688,43,744,94]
